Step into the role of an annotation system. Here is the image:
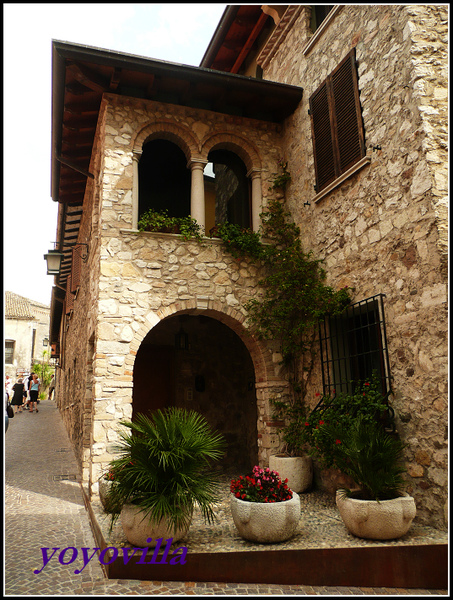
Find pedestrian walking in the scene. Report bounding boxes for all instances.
[5,375,13,399]
[29,374,40,413]
[10,378,26,413]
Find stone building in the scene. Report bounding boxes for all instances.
[48,5,448,527]
[4,291,51,377]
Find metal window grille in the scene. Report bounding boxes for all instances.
[319,294,391,398]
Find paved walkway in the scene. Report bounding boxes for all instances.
[4,399,448,596]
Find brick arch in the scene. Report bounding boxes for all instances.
[201,132,262,174]
[132,121,200,161]
[126,298,276,384]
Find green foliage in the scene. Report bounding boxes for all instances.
[211,222,265,261]
[302,378,406,500]
[270,158,292,190]
[138,208,204,241]
[215,192,352,456]
[32,351,54,388]
[104,408,226,533]
[303,377,389,468]
[321,416,407,501]
[245,198,351,361]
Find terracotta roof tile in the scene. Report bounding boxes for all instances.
[4,291,49,320]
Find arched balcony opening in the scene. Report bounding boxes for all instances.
[138,139,191,219]
[205,149,251,234]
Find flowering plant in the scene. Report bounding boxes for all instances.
[103,468,116,482]
[303,377,391,469]
[230,465,293,503]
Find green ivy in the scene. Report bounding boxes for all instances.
[210,223,265,262]
[216,189,352,455]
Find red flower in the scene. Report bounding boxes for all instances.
[318,420,325,426]
[335,439,341,445]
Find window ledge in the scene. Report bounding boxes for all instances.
[303,6,344,56]
[313,156,371,204]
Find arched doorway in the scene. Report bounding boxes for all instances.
[138,139,191,218]
[133,314,258,473]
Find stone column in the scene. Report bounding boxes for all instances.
[132,150,141,229]
[248,169,262,232]
[188,160,207,232]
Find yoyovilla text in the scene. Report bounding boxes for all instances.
[34,537,188,574]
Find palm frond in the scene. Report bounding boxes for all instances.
[104,408,226,531]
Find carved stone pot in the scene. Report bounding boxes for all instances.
[120,503,191,548]
[336,490,416,540]
[230,492,301,543]
[269,454,313,493]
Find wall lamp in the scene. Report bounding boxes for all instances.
[44,243,88,276]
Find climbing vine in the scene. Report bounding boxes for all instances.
[217,163,352,454]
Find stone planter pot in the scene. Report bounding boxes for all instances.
[230,492,301,543]
[336,490,416,540]
[269,454,313,493]
[121,503,191,548]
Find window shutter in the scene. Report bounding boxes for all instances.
[71,245,83,293]
[310,82,336,191]
[331,50,365,174]
[65,275,74,314]
[310,49,365,192]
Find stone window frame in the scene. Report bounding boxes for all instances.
[302,5,344,56]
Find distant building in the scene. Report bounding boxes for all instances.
[4,291,50,377]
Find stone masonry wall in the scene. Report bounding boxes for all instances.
[260,4,448,527]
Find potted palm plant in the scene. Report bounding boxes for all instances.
[304,382,416,540]
[104,408,225,547]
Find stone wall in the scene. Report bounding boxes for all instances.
[259,4,448,527]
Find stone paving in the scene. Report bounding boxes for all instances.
[4,399,448,596]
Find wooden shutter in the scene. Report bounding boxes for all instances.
[71,245,83,293]
[65,275,74,314]
[310,49,365,192]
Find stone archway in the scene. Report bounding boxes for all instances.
[127,300,289,469]
[133,313,259,473]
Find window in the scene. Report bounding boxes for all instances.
[310,6,334,32]
[138,139,191,219]
[318,294,391,398]
[309,48,365,193]
[5,340,15,364]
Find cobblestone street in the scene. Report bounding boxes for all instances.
[4,399,448,596]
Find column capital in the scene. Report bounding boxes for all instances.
[187,158,208,171]
[247,168,262,179]
[132,150,142,162]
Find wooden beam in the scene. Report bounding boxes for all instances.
[68,62,109,93]
[231,13,268,74]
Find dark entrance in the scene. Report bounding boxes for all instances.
[132,314,258,473]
